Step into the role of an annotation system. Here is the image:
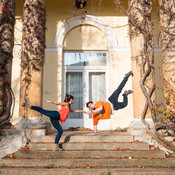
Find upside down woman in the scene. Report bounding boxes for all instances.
[24,94,86,151]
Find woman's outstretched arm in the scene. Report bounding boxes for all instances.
[45,100,69,106]
[70,109,86,113]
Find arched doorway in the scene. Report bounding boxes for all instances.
[63,51,108,129]
[54,15,118,130]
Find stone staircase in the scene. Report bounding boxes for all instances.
[0,130,175,175]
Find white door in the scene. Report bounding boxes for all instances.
[84,71,109,130]
[62,71,84,129]
[62,52,110,130]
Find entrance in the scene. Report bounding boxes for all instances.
[62,52,110,130]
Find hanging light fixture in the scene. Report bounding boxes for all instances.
[75,0,86,9]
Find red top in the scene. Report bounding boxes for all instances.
[58,106,70,123]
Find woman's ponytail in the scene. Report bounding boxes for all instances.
[64,93,74,103]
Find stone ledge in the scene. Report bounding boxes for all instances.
[0,129,26,159]
[129,119,154,136]
[15,119,46,130]
[129,119,174,153]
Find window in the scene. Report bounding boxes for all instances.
[64,52,107,67]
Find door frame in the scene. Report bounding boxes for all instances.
[62,51,110,130]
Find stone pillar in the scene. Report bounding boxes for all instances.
[16,0,46,133]
[130,38,147,119]
[128,0,154,136]
[159,0,175,105]
[17,67,46,131]
[0,0,15,128]
[19,68,43,118]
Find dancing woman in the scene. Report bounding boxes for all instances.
[24,94,86,151]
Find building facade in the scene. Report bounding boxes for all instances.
[12,0,163,132]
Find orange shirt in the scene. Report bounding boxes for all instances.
[93,101,111,126]
[58,106,70,123]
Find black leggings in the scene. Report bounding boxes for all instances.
[31,106,63,144]
[108,75,128,110]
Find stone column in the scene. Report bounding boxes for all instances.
[130,39,147,119]
[128,0,154,136]
[128,0,148,120]
[159,0,175,104]
[16,0,46,135]
[19,68,45,126]
[0,0,15,128]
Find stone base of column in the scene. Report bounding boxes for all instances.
[0,129,26,159]
[15,117,46,129]
[128,119,174,153]
[15,117,47,137]
[128,118,154,136]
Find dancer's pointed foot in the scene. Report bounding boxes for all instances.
[125,71,133,77]
[22,101,31,109]
[123,90,133,96]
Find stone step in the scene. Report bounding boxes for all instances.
[28,142,149,151]
[1,130,174,175]
[0,158,174,167]
[14,150,166,159]
[0,167,175,175]
[30,134,134,143]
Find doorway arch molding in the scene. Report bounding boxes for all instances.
[54,15,118,51]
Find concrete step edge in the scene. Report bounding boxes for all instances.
[14,150,166,158]
[1,167,175,175]
[30,135,134,143]
[28,142,150,151]
[1,158,174,167]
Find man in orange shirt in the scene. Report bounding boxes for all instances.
[86,71,133,135]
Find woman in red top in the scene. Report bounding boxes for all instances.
[24,94,85,151]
